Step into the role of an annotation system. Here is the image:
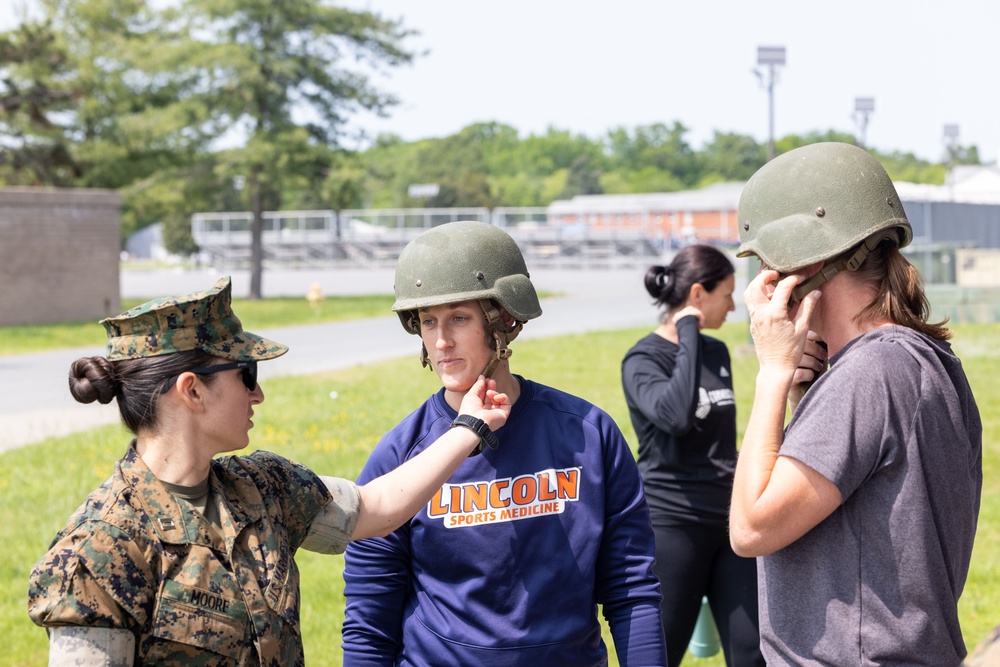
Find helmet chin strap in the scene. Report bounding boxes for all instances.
[415,302,525,378]
[791,230,901,303]
[481,329,513,378]
[409,312,432,370]
[479,299,522,379]
[419,332,516,377]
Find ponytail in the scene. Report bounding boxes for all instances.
[645,245,734,312]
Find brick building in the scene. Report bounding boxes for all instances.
[546,182,744,247]
[0,187,121,326]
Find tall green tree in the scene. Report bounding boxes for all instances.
[1,1,415,296]
[0,19,80,185]
[414,129,495,208]
[0,0,196,191]
[560,155,603,199]
[700,131,766,182]
[605,122,698,186]
[774,130,856,155]
[362,124,499,209]
[945,143,981,166]
[875,150,947,184]
[166,0,415,297]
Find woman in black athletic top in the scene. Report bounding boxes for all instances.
[622,245,764,667]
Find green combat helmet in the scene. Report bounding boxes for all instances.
[392,220,542,377]
[737,142,912,301]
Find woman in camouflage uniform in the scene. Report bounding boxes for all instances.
[28,276,510,666]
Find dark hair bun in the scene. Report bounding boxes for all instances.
[644,265,671,299]
[69,357,118,405]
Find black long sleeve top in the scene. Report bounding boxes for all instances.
[621,315,737,527]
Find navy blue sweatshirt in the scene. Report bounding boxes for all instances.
[342,377,666,666]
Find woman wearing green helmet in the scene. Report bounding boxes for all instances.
[342,220,667,666]
[729,143,982,666]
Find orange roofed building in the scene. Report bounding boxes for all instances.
[545,182,744,247]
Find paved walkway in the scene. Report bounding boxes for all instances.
[2,266,696,452]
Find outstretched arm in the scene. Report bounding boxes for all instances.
[302,375,510,552]
[352,375,509,539]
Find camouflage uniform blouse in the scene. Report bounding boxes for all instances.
[28,446,332,666]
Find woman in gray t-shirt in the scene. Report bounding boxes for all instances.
[730,142,982,666]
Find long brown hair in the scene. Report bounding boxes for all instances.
[853,241,951,341]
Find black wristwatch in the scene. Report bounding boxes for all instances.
[450,414,500,455]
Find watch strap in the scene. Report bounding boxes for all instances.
[450,414,500,455]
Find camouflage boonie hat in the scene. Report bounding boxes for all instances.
[101,277,288,361]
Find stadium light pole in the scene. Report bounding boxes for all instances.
[943,124,960,160]
[754,46,786,161]
[854,97,875,148]
[943,124,960,201]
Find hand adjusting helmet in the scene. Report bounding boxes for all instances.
[737,142,912,301]
[392,220,542,377]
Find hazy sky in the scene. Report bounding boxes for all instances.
[343,0,1000,164]
[4,1,999,163]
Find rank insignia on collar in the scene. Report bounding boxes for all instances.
[158,518,176,531]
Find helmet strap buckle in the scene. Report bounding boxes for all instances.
[406,313,421,335]
[479,300,502,326]
[482,329,513,378]
[479,298,520,378]
[790,229,900,303]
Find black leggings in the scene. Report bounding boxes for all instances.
[653,522,765,667]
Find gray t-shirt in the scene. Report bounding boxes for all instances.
[759,326,982,666]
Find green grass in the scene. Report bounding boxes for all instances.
[3,322,998,666]
[0,292,563,356]
[0,295,396,355]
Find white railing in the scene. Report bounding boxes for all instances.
[192,210,338,234]
[338,207,490,234]
[191,207,708,268]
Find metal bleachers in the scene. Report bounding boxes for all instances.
[192,207,664,269]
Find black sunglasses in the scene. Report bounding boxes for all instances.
[159,360,258,394]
